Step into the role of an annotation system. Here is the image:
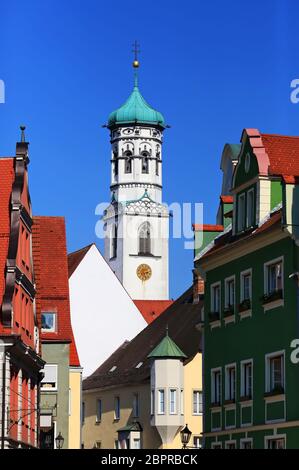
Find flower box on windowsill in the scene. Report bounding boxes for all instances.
[210,401,221,409]
[223,307,235,318]
[262,289,283,305]
[264,386,285,398]
[224,399,235,406]
[239,395,252,403]
[209,312,220,322]
[238,299,251,312]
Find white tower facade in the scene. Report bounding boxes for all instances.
[103,67,169,300]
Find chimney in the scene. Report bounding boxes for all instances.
[193,269,204,304]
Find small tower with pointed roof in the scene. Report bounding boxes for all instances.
[103,45,169,300]
[147,330,186,447]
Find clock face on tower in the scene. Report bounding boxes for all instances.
[136,264,152,282]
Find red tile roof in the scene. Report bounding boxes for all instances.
[32,216,80,367]
[68,244,93,278]
[220,195,233,204]
[193,224,224,232]
[0,159,14,307]
[133,300,174,324]
[261,134,299,177]
[201,210,282,260]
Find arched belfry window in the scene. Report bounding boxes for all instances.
[139,222,151,255]
[110,224,118,259]
[124,151,132,174]
[113,151,118,177]
[141,152,149,174]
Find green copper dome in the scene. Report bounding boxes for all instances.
[108,76,165,128]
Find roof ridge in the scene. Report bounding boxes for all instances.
[261,133,299,139]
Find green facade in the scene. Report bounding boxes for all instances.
[202,236,299,448]
[40,343,70,448]
[197,130,299,449]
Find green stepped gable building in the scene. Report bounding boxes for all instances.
[195,128,299,449]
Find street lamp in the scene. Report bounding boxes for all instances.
[55,432,64,449]
[180,424,192,449]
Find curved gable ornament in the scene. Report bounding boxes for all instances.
[125,190,168,217]
[232,128,271,189]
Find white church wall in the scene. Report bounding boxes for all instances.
[69,244,146,377]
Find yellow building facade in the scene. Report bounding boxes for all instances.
[82,353,202,449]
[68,368,82,449]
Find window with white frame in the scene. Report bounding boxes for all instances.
[133,393,139,418]
[241,360,252,398]
[266,437,285,449]
[133,438,141,449]
[266,353,284,393]
[225,441,236,449]
[241,270,252,302]
[211,283,221,314]
[139,222,151,255]
[193,436,202,448]
[240,439,253,449]
[237,192,246,232]
[158,390,165,414]
[151,390,155,415]
[211,369,221,405]
[193,390,203,415]
[41,364,58,390]
[225,365,236,401]
[265,259,283,296]
[225,277,235,310]
[211,442,222,449]
[246,188,255,227]
[180,389,184,415]
[96,399,102,423]
[41,312,56,332]
[169,389,177,414]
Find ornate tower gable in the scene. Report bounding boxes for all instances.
[125,190,168,217]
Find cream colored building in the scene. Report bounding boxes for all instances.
[68,367,82,449]
[82,288,203,449]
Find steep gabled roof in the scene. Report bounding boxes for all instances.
[199,209,282,261]
[133,300,174,324]
[261,133,299,177]
[68,244,94,278]
[32,216,80,367]
[83,287,201,391]
[0,158,14,308]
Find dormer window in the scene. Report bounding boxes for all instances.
[41,312,56,333]
[247,188,255,227]
[236,186,256,233]
[237,193,246,232]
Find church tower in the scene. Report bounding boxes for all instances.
[103,46,169,300]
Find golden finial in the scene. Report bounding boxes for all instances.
[132,40,140,68]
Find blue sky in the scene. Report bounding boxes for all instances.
[1,0,299,298]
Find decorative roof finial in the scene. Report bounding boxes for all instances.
[132,40,140,89]
[166,324,169,337]
[132,40,140,69]
[20,125,26,143]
